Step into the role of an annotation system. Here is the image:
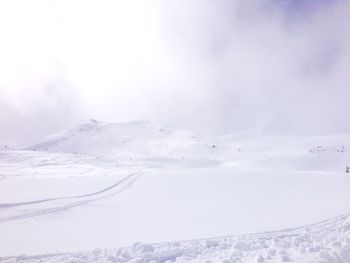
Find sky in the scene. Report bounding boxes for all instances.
[0,0,349,143]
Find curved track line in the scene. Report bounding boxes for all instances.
[0,173,139,209]
[0,173,141,222]
[157,210,350,245]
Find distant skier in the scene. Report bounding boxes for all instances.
[346,166,349,173]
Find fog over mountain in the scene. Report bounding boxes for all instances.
[1,2,350,261]
[0,0,349,142]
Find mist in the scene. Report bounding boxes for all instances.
[0,0,349,143]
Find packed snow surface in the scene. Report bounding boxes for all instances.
[1,121,350,262]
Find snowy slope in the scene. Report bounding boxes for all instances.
[217,133,350,173]
[1,121,350,262]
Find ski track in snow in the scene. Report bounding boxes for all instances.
[0,173,140,209]
[0,173,140,222]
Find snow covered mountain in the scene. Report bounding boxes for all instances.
[24,120,218,159]
[23,120,350,172]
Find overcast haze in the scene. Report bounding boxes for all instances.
[0,0,349,143]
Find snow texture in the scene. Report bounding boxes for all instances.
[1,212,350,262]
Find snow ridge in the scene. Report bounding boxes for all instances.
[1,212,349,263]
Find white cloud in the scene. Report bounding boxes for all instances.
[0,0,349,142]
